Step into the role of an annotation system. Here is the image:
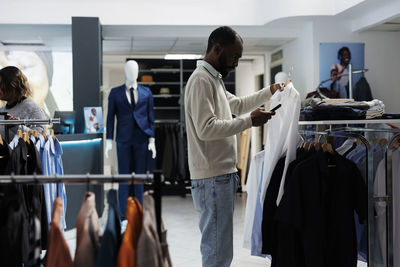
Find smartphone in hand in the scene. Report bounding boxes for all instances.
[270,104,282,112]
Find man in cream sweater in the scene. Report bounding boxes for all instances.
[185,26,283,267]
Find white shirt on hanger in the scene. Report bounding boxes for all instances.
[243,150,265,249]
[243,82,300,248]
[260,82,300,206]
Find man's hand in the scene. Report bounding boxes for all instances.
[6,113,19,120]
[330,68,340,81]
[250,108,275,127]
[270,83,284,95]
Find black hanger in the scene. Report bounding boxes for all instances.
[86,173,90,193]
[56,174,60,198]
[129,172,135,198]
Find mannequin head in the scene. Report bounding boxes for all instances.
[124,60,139,87]
[274,72,288,84]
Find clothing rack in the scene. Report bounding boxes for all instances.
[299,119,400,267]
[0,118,61,126]
[0,118,61,143]
[0,171,164,240]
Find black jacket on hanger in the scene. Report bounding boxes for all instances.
[353,77,373,101]
[3,138,48,266]
[275,151,367,267]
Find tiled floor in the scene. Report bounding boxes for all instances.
[162,193,368,267]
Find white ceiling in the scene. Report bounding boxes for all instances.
[0,0,398,56]
[367,16,400,32]
[0,24,295,55]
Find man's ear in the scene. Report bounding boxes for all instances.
[213,43,223,56]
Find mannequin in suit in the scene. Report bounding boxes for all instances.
[105,60,156,217]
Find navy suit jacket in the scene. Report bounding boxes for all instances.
[106,84,155,143]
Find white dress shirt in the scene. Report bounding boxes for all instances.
[126,86,138,105]
[243,82,300,249]
[243,150,265,249]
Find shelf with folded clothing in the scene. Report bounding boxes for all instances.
[152,94,181,98]
[301,97,388,121]
[138,81,181,85]
[130,58,236,196]
[154,107,180,110]
[140,68,181,73]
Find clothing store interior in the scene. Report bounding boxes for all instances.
[0,0,400,266]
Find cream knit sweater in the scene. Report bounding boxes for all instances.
[185,61,273,179]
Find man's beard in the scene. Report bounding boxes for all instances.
[218,53,233,78]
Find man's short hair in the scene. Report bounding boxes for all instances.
[206,26,242,53]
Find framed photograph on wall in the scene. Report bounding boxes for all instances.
[319,42,365,98]
[84,106,104,133]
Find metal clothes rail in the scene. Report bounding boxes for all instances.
[0,171,164,240]
[0,118,61,143]
[0,118,61,125]
[299,119,400,267]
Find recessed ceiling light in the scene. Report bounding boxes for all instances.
[0,39,45,46]
[164,54,202,60]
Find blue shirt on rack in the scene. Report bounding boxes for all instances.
[42,136,67,230]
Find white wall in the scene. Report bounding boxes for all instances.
[281,22,315,99]
[312,19,400,112]
[279,18,400,113]
[236,61,256,97]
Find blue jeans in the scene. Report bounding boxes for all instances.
[191,173,239,267]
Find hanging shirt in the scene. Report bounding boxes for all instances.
[374,148,400,267]
[275,151,367,267]
[9,134,20,150]
[260,82,300,206]
[95,189,121,267]
[136,192,164,267]
[74,192,102,267]
[117,197,143,267]
[42,136,67,230]
[0,184,29,266]
[45,197,73,267]
[243,150,264,249]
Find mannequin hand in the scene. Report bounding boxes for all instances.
[148,138,156,159]
[105,139,113,158]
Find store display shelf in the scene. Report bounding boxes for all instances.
[152,94,180,98]
[154,107,180,110]
[139,82,181,85]
[140,68,180,73]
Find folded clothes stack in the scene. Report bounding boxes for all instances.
[300,98,385,121]
[364,99,385,119]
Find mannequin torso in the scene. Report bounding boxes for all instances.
[105,60,156,159]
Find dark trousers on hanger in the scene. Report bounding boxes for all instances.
[116,125,149,219]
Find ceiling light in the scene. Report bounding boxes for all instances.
[164,54,202,60]
[0,39,45,46]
